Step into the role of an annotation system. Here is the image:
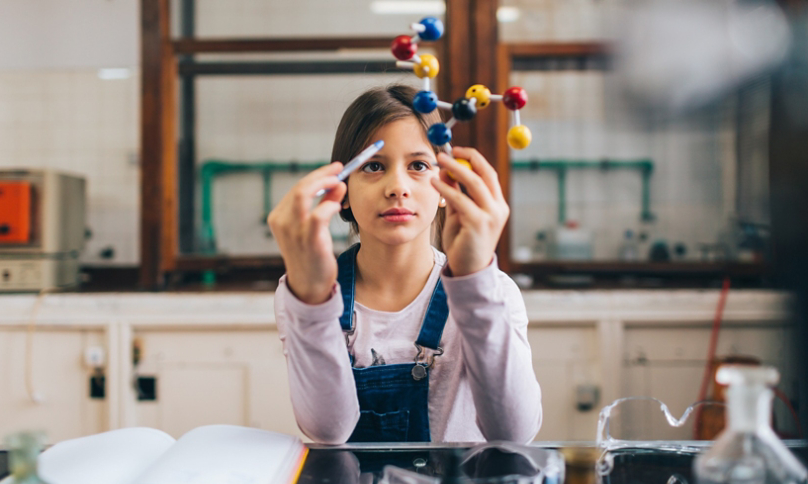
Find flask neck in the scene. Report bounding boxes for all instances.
[726,384,773,432]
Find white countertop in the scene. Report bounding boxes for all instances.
[0,290,792,328]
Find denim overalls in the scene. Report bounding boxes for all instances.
[337,244,449,443]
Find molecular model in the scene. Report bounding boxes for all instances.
[391,17,532,152]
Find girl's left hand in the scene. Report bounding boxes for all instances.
[431,147,510,277]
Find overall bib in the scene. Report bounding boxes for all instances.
[337,244,449,443]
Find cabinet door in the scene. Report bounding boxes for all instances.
[528,326,601,441]
[0,328,107,442]
[133,329,303,440]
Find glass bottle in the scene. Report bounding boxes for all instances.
[561,447,599,484]
[694,366,808,484]
[533,230,548,261]
[618,230,640,261]
[5,431,48,484]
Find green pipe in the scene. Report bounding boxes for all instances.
[262,170,272,221]
[641,165,655,222]
[511,159,654,225]
[198,160,329,252]
[558,167,567,225]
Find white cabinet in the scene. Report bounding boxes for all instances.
[0,291,795,443]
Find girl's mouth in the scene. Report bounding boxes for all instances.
[380,208,415,222]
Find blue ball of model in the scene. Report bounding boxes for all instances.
[419,17,444,42]
[413,90,438,113]
[427,123,451,145]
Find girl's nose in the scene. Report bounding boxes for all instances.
[384,167,411,199]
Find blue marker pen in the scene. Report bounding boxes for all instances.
[315,140,384,197]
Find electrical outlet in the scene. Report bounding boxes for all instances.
[90,374,105,399]
[137,376,157,401]
[84,346,105,368]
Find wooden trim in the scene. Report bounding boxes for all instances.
[160,47,178,274]
[496,43,513,273]
[140,0,172,288]
[506,42,610,59]
[172,37,403,54]
[468,0,508,271]
[442,0,473,147]
[175,255,286,272]
[471,0,499,159]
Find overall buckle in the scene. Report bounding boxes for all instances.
[412,343,444,380]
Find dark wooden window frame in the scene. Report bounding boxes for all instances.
[139,0,504,288]
[141,0,766,289]
[494,42,768,284]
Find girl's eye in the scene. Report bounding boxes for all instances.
[411,161,431,172]
[361,161,384,173]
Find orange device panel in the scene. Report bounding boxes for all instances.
[0,181,32,244]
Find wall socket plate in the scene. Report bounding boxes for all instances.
[84,346,105,368]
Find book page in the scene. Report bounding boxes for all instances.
[131,425,305,484]
[37,427,175,484]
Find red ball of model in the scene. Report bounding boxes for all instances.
[503,86,528,110]
[391,35,418,60]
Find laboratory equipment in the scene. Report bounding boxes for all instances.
[0,169,86,291]
[391,18,532,152]
[597,396,726,450]
[618,230,640,261]
[533,231,548,261]
[693,366,808,484]
[562,447,599,484]
[4,431,47,484]
[547,222,593,260]
[649,240,671,262]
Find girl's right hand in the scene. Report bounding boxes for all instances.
[267,162,347,304]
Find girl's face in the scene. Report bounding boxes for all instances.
[345,116,441,248]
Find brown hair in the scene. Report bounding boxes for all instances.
[331,84,445,249]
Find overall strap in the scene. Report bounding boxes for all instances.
[337,243,361,331]
[338,242,449,350]
[414,277,449,351]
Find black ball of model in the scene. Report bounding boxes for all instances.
[452,98,477,121]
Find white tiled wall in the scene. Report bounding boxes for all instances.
[499,0,617,42]
[190,0,441,38]
[0,70,140,265]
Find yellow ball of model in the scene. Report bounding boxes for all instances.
[465,84,492,109]
[507,125,532,150]
[414,54,440,79]
[446,158,472,181]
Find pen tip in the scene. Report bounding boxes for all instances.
[374,140,384,148]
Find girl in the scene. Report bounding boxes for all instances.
[268,84,542,444]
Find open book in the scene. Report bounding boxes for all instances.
[11,425,307,484]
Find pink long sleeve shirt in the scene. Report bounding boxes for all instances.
[274,248,542,444]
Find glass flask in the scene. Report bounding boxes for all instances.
[5,431,48,484]
[693,365,808,484]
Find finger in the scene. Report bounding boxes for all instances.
[290,163,344,219]
[431,177,483,220]
[438,165,459,187]
[297,162,345,197]
[451,147,504,200]
[310,197,344,230]
[319,181,346,205]
[437,152,496,209]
